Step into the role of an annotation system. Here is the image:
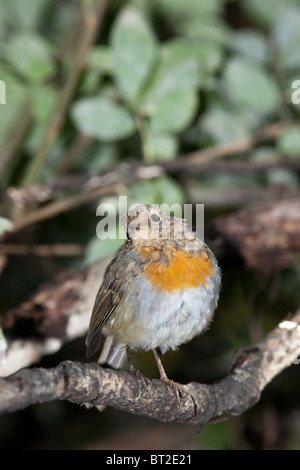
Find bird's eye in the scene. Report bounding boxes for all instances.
[151,214,160,222]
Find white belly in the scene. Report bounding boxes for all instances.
[104,273,220,353]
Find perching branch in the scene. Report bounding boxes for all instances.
[1,309,300,424]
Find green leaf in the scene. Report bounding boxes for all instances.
[31,85,58,123]
[151,133,178,161]
[71,96,136,141]
[153,175,186,207]
[85,143,118,171]
[130,175,185,207]
[5,31,54,83]
[181,17,228,43]
[141,42,199,113]
[158,0,221,17]
[273,5,300,48]
[226,30,269,63]
[149,38,222,86]
[277,128,300,157]
[0,67,27,146]
[157,0,227,42]
[150,88,198,133]
[88,46,111,73]
[185,40,223,75]
[0,216,13,235]
[110,6,158,103]
[273,6,300,70]
[161,39,206,82]
[11,0,50,28]
[84,235,122,266]
[79,69,102,95]
[242,0,285,28]
[201,108,251,144]
[130,180,158,206]
[0,0,49,29]
[222,57,280,114]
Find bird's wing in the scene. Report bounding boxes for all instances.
[85,245,138,357]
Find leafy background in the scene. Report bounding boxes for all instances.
[0,0,300,449]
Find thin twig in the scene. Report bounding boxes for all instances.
[0,182,124,242]
[162,121,300,171]
[0,244,83,256]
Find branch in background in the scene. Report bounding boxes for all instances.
[185,157,300,174]
[21,0,109,186]
[6,156,300,210]
[0,166,163,243]
[187,181,300,210]
[0,244,83,256]
[163,121,300,170]
[214,197,300,272]
[1,309,300,423]
[0,259,109,377]
[3,120,300,211]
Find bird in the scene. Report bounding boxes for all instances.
[86,204,221,398]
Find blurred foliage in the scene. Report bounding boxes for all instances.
[0,0,300,451]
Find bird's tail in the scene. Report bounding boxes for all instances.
[98,335,127,369]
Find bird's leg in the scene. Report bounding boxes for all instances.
[153,348,186,401]
[126,346,151,389]
[126,346,137,375]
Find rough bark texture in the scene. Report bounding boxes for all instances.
[214,198,300,272]
[1,310,300,426]
[0,260,109,377]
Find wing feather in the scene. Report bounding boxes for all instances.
[86,244,137,357]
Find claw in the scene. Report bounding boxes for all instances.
[159,376,187,402]
[131,368,152,389]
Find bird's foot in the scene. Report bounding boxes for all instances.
[159,374,187,402]
[129,364,152,389]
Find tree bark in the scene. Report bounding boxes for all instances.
[1,310,300,426]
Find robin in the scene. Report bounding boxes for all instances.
[86,204,221,398]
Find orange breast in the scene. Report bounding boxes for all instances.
[139,246,215,293]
